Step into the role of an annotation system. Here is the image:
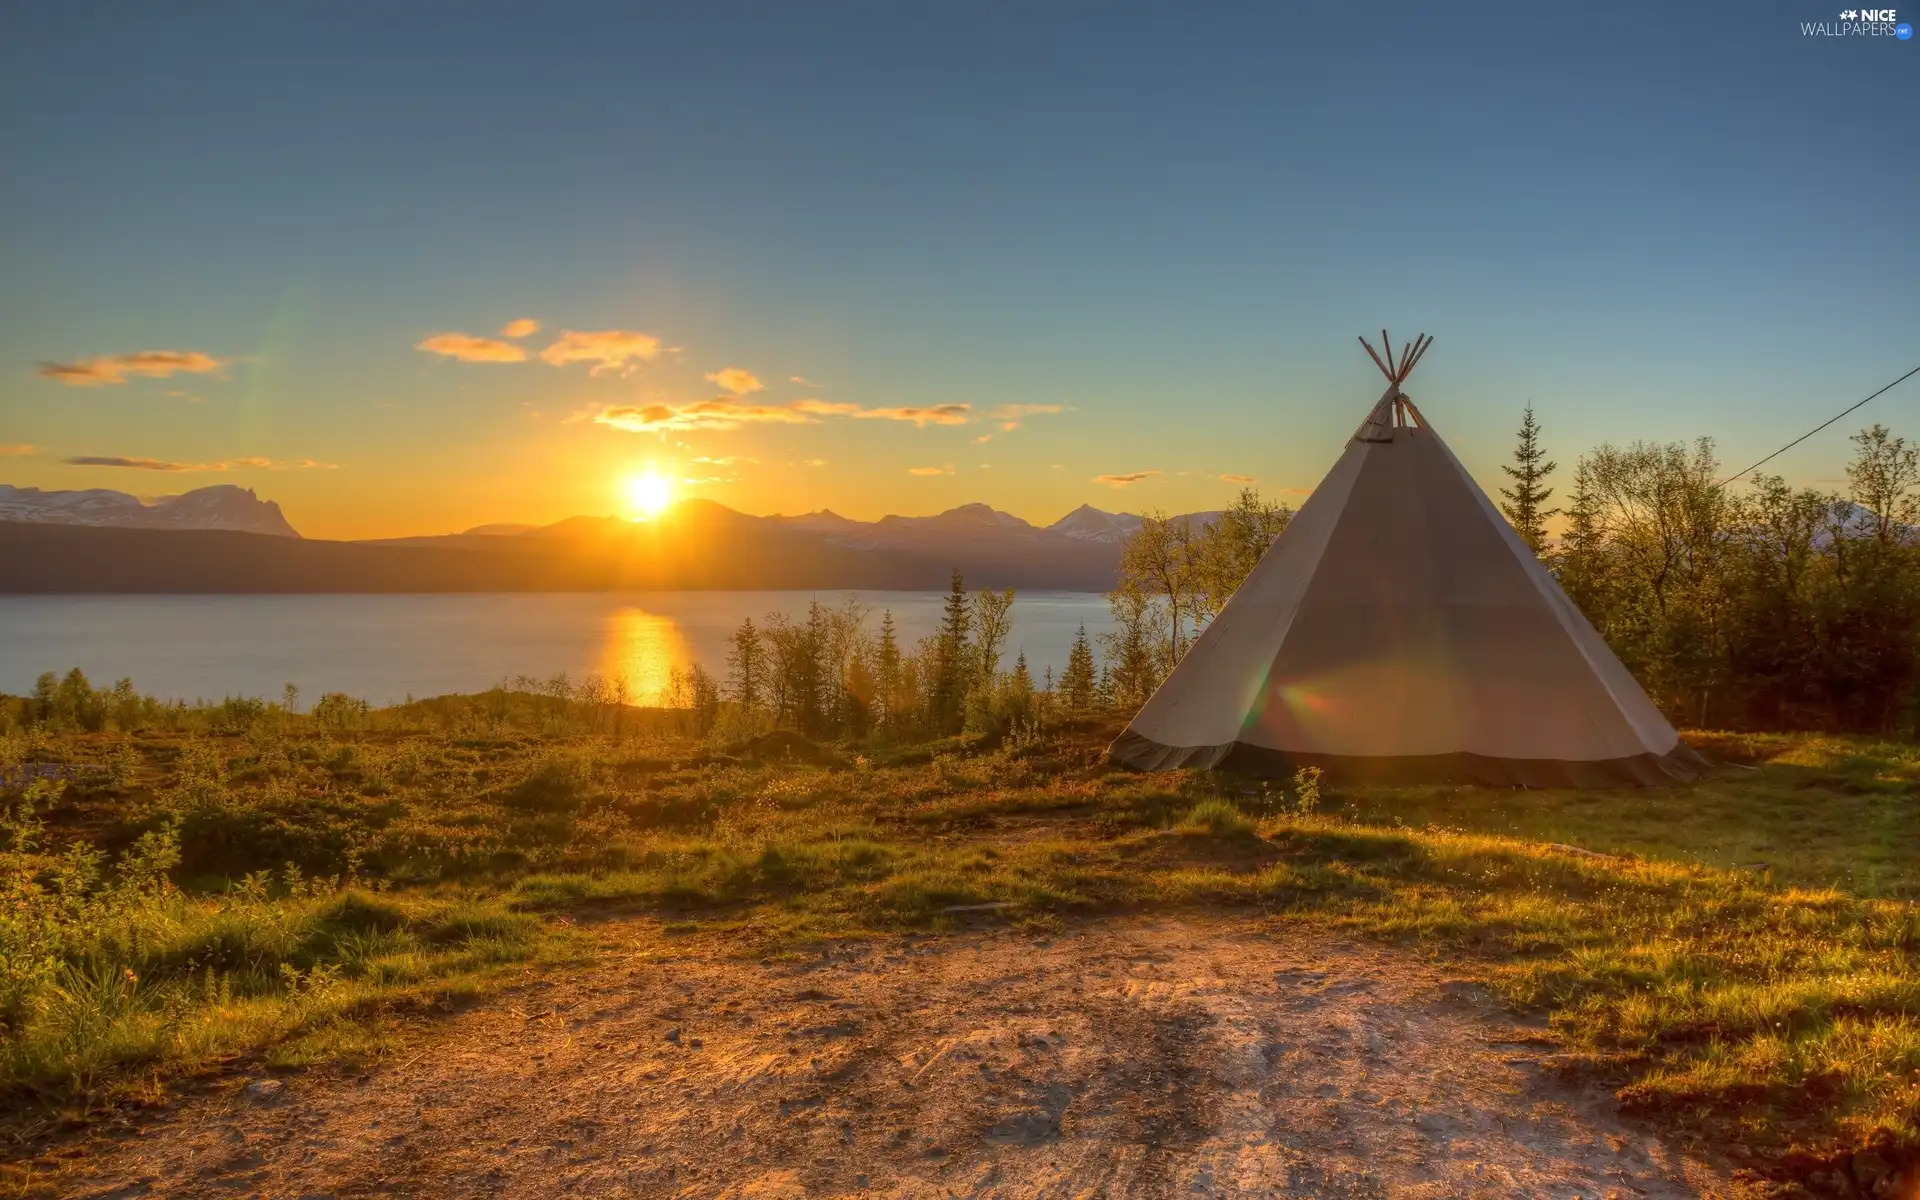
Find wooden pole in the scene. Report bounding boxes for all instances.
[1358,336,1394,381]
[1404,334,1432,378]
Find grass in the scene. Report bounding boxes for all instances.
[3,706,1916,1188]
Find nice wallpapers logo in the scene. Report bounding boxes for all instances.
[1802,7,1914,35]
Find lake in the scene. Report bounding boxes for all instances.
[0,592,1117,706]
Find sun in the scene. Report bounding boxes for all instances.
[623,470,675,520]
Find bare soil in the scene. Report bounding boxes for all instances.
[56,918,1732,1198]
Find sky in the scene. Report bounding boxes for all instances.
[1,1,1915,540]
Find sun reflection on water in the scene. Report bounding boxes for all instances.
[598,607,692,705]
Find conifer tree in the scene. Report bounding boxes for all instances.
[932,570,972,731]
[1061,623,1098,712]
[725,617,764,713]
[874,609,902,731]
[1499,404,1558,555]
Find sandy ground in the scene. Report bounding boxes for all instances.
[55,918,1730,1199]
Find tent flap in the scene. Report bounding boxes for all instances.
[1108,729,1710,788]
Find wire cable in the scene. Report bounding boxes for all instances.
[1717,362,1920,487]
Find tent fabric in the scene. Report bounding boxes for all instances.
[1107,381,1707,787]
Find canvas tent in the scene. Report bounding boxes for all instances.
[1108,333,1706,787]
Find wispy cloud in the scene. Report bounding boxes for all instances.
[856,403,973,426]
[1094,470,1161,488]
[0,444,37,457]
[789,375,822,388]
[790,398,974,425]
[416,333,527,363]
[38,350,228,387]
[66,456,207,471]
[989,403,1065,433]
[1218,473,1256,484]
[792,398,861,416]
[690,455,757,466]
[972,434,993,444]
[803,458,828,467]
[63,454,335,472]
[907,463,955,476]
[705,367,763,395]
[593,398,815,434]
[498,317,541,339]
[540,329,663,374]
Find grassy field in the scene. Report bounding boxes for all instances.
[2,699,1916,1191]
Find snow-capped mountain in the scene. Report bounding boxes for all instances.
[0,484,301,537]
[1046,504,1145,545]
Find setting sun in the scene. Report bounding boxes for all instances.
[623,470,675,520]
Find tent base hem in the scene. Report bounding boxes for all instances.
[1105,731,1710,788]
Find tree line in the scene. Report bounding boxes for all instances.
[1097,406,1920,737]
[11,412,1915,742]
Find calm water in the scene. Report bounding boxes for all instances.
[0,593,1116,706]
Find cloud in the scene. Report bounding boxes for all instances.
[1094,471,1162,488]
[972,434,993,445]
[792,399,974,425]
[988,402,1065,433]
[65,455,218,471]
[540,329,663,374]
[855,403,973,426]
[63,454,335,472]
[1218,473,1257,484]
[690,455,757,466]
[803,458,828,467]
[907,463,955,476]
[705,367,764,395]
[592,398,815,434]
[498,318,541,339]
[791,398,861,416]
[416,333,527,363]
[0,444,37,457]
[38,350,228,387]
[789,376,822,388]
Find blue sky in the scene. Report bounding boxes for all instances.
[2,0,1914,538]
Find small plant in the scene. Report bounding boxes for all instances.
[1288,766,1323,819]
[104,739,140,787]
[2,778,57,853]
[1180,797,1256,838]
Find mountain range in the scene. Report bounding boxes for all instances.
[0,484,1237,593]
[0,484,300,537]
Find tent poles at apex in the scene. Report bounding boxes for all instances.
[1357,331,1434,386]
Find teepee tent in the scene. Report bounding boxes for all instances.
[1108,333,1706,787]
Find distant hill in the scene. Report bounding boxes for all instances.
[0,484,299,537]
[0,489,1272,593]
[0,502,1124,593]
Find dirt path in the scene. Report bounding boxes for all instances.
[57,918,1729,1198]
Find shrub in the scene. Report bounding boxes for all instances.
[1180,798,1257,838]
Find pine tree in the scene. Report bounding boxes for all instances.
[933,569,972,731]
[1061,623,1097,712]
[875,609,902,732]
[1499,404,1558,555]
[725,617,764,713]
